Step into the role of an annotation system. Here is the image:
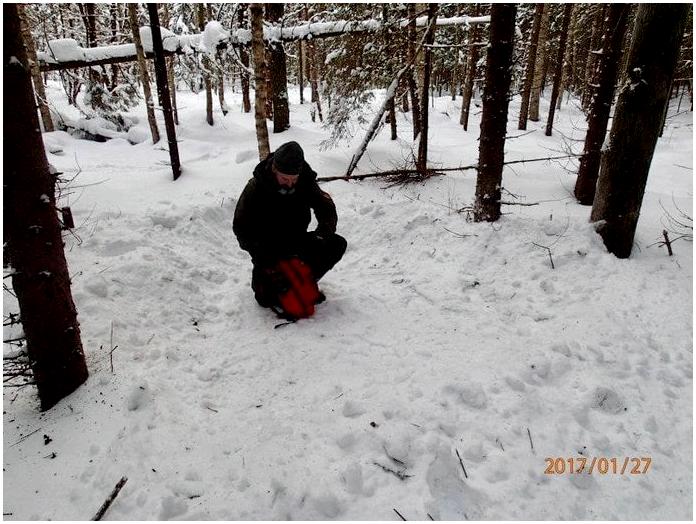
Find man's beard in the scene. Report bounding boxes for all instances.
[278,186,296,195]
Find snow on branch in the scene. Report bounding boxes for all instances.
[38,15,490,71]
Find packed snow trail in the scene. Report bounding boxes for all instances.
[3,85,692,520]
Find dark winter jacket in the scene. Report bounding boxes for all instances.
[233,153,338,264]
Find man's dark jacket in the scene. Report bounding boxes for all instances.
[233,153,338,264]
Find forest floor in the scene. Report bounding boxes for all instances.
[3,82,693,520]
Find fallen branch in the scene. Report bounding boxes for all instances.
[372,461,412,481]
[500,201,539,206]
[92,476,128,521]
[662,230,674,256]
[394,508,407,521]
[10,428,41,447]
[527,428,534,451]
[532,243,555,269]
[319,155,580,183]
[455,449,468,479]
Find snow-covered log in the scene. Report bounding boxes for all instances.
[37,15,490,72]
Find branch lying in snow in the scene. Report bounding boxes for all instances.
[532,243,555,269]
[393,508,407,521]
[372,461,412,481]
[92,476,128,521]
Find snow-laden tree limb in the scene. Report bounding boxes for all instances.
[38,15,490,72]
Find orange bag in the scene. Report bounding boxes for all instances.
[274,257,320,319]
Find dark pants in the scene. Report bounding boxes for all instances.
[252,232,347,307]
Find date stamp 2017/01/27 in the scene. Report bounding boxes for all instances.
[544,457,652,475]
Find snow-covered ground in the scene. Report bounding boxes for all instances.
[3,80,693,520]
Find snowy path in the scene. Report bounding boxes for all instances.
[3,87,692,520]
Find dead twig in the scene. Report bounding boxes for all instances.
[455,449,468,479]
[373,461,412,481]
[92,476,128,521]
[10,427,41,447]
[527,428,534,451]
[393,508,407,521]
[532,243,555,269]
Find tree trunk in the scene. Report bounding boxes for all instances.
[148,3,181,180]
[250,3,270,159]
[238,4,252,113]
[574,4,629,205]
[5,3,89,411]
[128,4,160,143]
[160,4,179,125]
[460,3,481,130]
[197,4,214,126]
[582,5,607,110]
[407,3,421,138]
[18,4,54,132]
[590,4,689,258]
[529,4,551,121]
[266,3,290,132]
[298,40,305,104]
[556,6,578,110]
[544,4,573,136]
[110,3,120,89]
[518,4,544,130]
[474,4,516,223]
[416,4,438,174]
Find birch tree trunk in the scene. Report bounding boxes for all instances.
[474,4,516,223]
[18,4,54,132]
[591,4,689,258]
[518,4,544,130]
[574,4,629,205]
[250,3,270,159]
[128,3,160,143]
[544,4,573,136]
[5,3,89,411]
[529,4,551,121]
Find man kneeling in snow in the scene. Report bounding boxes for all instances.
[233,141,347,316]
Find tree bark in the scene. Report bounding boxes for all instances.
[298,40,305,104]
[197,3,214,126]
[416,4,438,174]
[582,5,607,110]
[528,4,551,121]
[5,3,89,411]
[460,3,481,130]
[238,4,252,113]
[265,3,290,132]
[556,6,578,110]
[518,4,544,130]
[590,4,689,258]
[18,4,54,132]
[250,3,270,159]
[148,3,181,180]
[128,4,160,143]
[574,4,629,205]
[407,3,421,138]
[544,4,573,136]
[474,4,516,223]
[161,4,179,125]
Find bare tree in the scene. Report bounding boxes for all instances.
[5,3,89,410]
[416,3,439,174]
[460,3,482,131]
[591,4,690,258]
[544,4,573,136]
[128,3,160,143]
[197,3,214,126]
[474,4,517,222]
[518,4,544,130]
[574,4,629,205]
[250,3,270,158]
[148,3,181,180]
[528,4,551,121]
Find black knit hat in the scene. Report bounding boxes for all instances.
[272,141,304,175]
